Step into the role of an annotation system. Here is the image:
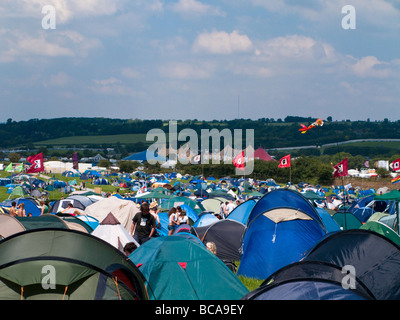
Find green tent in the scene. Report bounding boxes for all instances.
[360,221,400,246]
[332,211,362,230]
[375,190,400,233]
[135,190,172,200]
[161,196,205,215]
[8,186,26,199]
[15,214,69,230]
[129,236,249,300]
[0,229,148,300]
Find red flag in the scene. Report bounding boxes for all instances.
[233,151,245,171]
[278,154,291,168]
[333,158,348,177]
[26,153,44,173]
[391,158,400,172]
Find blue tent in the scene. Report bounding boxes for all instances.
[192,213,219,228]
[243,261,374,300]
[315,208,341,233]
[226,199,257,225]
[94,178,109,185]
[123,151,167,162]
[180,204,198,223]
[237,189,327,280]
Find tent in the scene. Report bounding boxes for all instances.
[128,236,248,300]
[0,229,148,300]
[84,196,140,231]
[1,198,41,216]
[237,189,326,280]
[160,196,205,215]
[243,261,374,300]
[201,198,223,214]
[123,151,167,163]
[192,219,246,262]
[226,199,257,225]
[7,186,26,198]
[94,178,109,185]
[332,210,362,230]
[253,147,275,162]
[303,229,400,300]
[192,213,219,228]
[360,220,400,246]
[315,208,341,233]
[49,195,97,214]
[15,214,88,233]
[92,213,140,251]
[0,214,26,239]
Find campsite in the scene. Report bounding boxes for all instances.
[0,151,400,301]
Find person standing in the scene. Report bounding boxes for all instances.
[17,203,26,217]
[131,202,156,244]
[9,202,17,217]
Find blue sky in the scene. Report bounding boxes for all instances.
[0,0,399,123]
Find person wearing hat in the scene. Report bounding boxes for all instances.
[149,201,161,231]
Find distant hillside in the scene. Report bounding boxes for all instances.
[1,117,400,157]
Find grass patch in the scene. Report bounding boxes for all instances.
[33,133,148,146]
[237,275,264,292]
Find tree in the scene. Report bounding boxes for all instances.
[8,152,21,163]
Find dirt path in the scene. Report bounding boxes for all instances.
[332,177,396,191]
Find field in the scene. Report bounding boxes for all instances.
[33,133,148,146]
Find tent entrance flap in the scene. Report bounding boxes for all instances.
[263,208,313,223]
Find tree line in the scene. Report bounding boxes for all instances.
[1,117,400,158]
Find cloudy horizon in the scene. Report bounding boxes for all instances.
[0,0,399,123]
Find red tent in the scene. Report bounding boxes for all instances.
[254,147,275,162]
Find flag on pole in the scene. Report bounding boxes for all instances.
[27,153,44,173]
[391,175,400,184]
[15,163,23,172]
[278,154,291,168]
[233,151,245,171]
[390,158,400,172]
[5,163,12,172]
[72,152,79,170]
[333,158,348,177]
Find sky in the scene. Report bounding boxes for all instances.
[0,0,399,123]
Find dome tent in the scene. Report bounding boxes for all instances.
[303,229,400,300]
[237,189,326,280]
[243,261,374,300]
[129,236,248,300]
[0,229,148,300]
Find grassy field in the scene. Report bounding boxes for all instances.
[33,133,148,146]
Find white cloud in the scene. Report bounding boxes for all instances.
[92,77,138,96]
[193,30,253,54]
[0,0,122,23]
[0,29,101,62]
[351,56,391,78]
[171,0,225,17]
[158,62,214,79]
[255,35,316,59]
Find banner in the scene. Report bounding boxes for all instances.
[233,151,245,171]
[15,163,23,172]
[391,175,400,184]
[27,153,44,173]
[5,163,12,172]
[72,152,79,170]
[391,158,400,172]
[333,158,348,178]
[278,154,291,168]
